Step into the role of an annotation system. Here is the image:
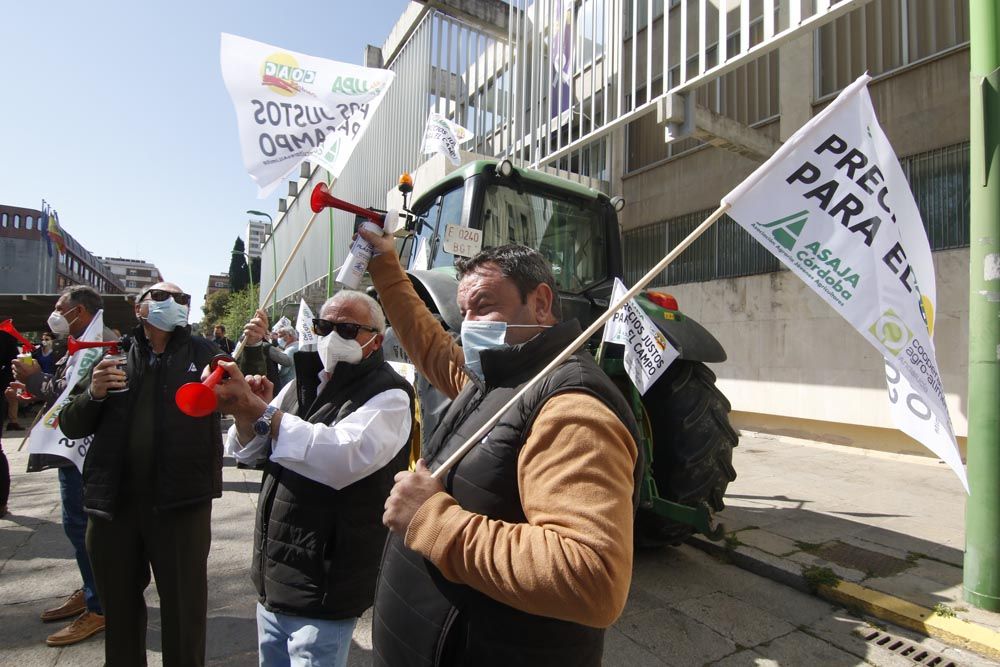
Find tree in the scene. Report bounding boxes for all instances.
[201,289,231,331]
[229,237,250,292]
[222,283,261,343]
[249,256,262,287]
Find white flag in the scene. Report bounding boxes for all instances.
[722,73,967,491]
[271,316,292,333]
[420,112,472,166]
[601,278,679,395]
[28,311,106,472]
[296,299,317,351]
[220,33,395,197]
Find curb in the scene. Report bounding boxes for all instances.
[820,581,1000,661]
[689,536,1000,661]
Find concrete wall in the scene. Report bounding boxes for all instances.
[617,47,971,456]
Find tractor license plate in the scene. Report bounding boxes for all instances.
[443,224,483,258]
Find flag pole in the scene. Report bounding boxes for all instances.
[233,206,323,360]
[963,0,1000,612]
[432,203,732,480]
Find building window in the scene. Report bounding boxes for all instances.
[623,141,970,286]
[815,0,969,99]
[25,216,33,230]
[1,213,6,227]
[13,215,20,229]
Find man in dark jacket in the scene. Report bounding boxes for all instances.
[215,290,413,666]
[59,282,222,667]
[361,234,641,666]
[213,324,235,354]
[14,285,115,647]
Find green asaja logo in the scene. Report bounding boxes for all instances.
[869,308,914,356]
[759,210,808,250]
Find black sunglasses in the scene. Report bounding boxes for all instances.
[312,318,378,340]
[140,288,192,306]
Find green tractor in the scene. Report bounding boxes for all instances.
[382,159,738,546]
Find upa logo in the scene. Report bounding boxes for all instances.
[331,76,384,96]
[869,308,913,356]
[758,210,808,251]
[261,52,317,97]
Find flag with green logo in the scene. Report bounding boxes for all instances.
[722,73,966,491]
[220,33,395,197]
[28,310,106,473]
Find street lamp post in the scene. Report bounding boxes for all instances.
[247,209,277,319]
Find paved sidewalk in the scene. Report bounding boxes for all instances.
[693,431,1000,659]
[1,429,998,665]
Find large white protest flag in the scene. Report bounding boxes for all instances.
[28,311,106,472]
[601,278,679,394]
[296,299,317,351]
[722,73,967,491]
[420,112,473,166]
[221,33,395,197]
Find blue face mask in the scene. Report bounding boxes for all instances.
[145,297,189,332]
[460,321,552,380]
[460,321,508,380]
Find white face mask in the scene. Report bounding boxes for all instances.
[317,330,375,374]
[47,307,78,336]
[144,297,189,332]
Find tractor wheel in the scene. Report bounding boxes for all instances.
[635,360,739,547]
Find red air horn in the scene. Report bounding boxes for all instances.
[175,354,234,418]
[310,182,384,225]
[0,320,36,352]
[66,336,122,357]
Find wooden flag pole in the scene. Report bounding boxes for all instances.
[431,203,732,480]
[232,207,324,360]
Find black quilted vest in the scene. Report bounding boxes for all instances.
[372,320,641,666]
[251,348,414,620]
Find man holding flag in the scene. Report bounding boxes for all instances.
[360,239,641,666]
[14,286,114,647]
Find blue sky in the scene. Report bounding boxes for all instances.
[0,0,409,317]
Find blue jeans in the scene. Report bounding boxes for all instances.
[59,466,101,613]
[256,602,357,667]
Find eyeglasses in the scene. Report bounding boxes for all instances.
[140,289,191,306]
[311,318,378,340]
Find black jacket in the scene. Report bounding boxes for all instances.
[252,349,414,620]
[372,320,642,667]
[60,324,223,519]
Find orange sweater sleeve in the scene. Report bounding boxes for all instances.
[368,252,467,399]
[404,392,639,628]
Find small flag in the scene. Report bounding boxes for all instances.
[296,299,317,351]
[48,209,66,255]
[39,201,52,258]
[601,278,679,395]
[420,112,473,166]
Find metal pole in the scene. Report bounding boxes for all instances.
[327,173,335,299]
[964,0,1000,612]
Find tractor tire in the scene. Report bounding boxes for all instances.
[635,360,739,547]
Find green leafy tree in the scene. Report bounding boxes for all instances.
[229,237,250,292]
[222,283,262,344]
[249,256,262,287]
[201,289,231,333]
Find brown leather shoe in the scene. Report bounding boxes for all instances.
[40,589,86,622]
[45,611,105,646]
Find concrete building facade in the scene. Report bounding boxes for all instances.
[258,0,972,457]
[0,204,125,295]
[244,220,269,260]
[204,272,230,300]
[98,256,163,297]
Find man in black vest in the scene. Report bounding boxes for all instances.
[360,233,642,666]
[59,282,222,667]
[215,290,414,667]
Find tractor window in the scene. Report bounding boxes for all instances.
[410,186,465,270]
[481,186,608,292]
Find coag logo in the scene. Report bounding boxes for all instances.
[261,53,317,97]
[869,308,913,356]
[758,210,808,251]
[331,76,383,96]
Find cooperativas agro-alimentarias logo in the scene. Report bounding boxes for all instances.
[261,52,317,97]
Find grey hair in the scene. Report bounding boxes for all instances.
[320,290,386,334]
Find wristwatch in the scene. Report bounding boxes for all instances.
[253,405,279,437]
